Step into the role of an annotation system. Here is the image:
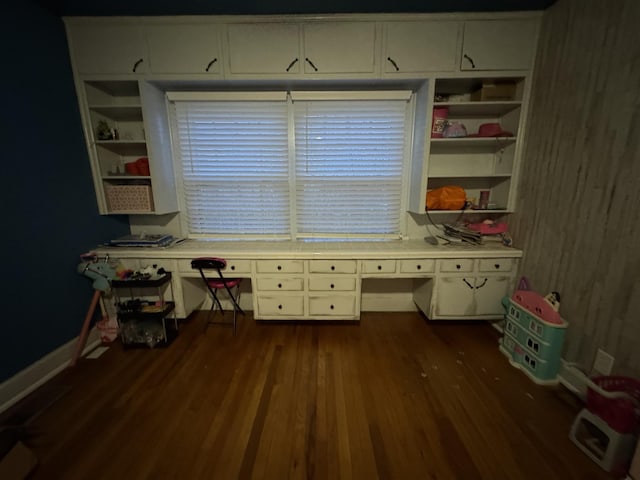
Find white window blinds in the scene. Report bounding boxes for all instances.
[169,91,412,238]
[293,97,409,236]
[171,97,290,236]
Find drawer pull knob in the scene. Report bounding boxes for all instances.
[231,265,235,270]
[494,264,500,269]
[278,304,283,310]
[377,265,382,270]
[417,264,422,270]
[278,283,282,288]
[277,265,282,271]
[330,305,334,309]
[330,284,335,289]
[456,264,461,269]
[331,265,335,271]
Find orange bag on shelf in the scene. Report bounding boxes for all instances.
[426,186,466,210]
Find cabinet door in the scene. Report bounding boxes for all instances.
[303,22,377,75]
[383,21,459,74]
[69,25,147,74]
[146,25,222,74]
[227,23,300,75]
[474,276,511,315]
[461,19,538,71]
[433,277,475,317]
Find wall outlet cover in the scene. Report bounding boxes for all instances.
[593,349,615,376]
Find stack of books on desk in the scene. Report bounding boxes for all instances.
[108,234,182,248]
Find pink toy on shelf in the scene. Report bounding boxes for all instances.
[511,276,563,325]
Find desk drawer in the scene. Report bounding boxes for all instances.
[309,277,356,291]
[309,295,356,316]
[361,259,397,274]
[478,258,514,273]
[256,295,304,316]
[399,259,435,273]
[256,277,304,291]
[255,259,304,274]
[439,259,475,273]
[178,258,251,274]
[309,260,357,274]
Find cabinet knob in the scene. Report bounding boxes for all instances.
[278,304,283,310]
[330,284,335,289]
[132,58,144,72]
[277,265,282,271]
[494,264,500,269]
[205,58,218,72]
[331,265,335,271]
[386,57,400,71]
[416,264,422,270]
[456,264,461,270]
[278,283,282,288]
[377,265,382,270]
[330,305,334,310]
[230,265,235,270]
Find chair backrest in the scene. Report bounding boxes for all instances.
[191,257,227,271]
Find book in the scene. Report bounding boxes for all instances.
[109,233,174,247]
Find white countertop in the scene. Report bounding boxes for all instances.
[96,239,522,260]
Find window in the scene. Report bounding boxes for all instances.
[169,91,413,239]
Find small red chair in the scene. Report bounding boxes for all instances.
[191,257,244,335]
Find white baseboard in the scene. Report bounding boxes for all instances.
[0,328,101,415]
[558,359,589,401]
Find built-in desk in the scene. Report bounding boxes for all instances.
[96,239,522,321]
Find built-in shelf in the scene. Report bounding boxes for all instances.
[433,101,521,117]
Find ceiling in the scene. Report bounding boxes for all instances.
[37,0,557,16]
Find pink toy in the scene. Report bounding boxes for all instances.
[511,276,563,325]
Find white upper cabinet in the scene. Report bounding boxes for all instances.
[145,24,223,75]
[383,21,460,75]
[460,19,538,71]
[226,23,301,76]
[303,22,377,75]
[67,24,147,75]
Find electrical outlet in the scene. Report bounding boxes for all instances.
[593,349,615,376]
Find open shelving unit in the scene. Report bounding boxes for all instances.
[424,76,527,215]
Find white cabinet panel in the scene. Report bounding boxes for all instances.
[227,23,300,75]
[257,295,305,316]
[434,277,476,317]
[361,260,397,274]
[69,25,147,74]
[474,276,511,315]
[256,277,304,291]
[399,259,436,274]
[309,259,357,274]
[303,22,377,74]
[383,21,459,74]
[308,277,356,291]
[309,295,357,316]
[461,19,538,71]
[255,259,305,274]
[146,25,222,74]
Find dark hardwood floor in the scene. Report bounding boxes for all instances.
[4,312,614,479]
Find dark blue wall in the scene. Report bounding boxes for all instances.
[0,2,129,382]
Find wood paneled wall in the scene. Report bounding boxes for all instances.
[511,0,640,375]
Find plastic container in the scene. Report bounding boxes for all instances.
[431,106,449,138]
[587,376,640,433]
